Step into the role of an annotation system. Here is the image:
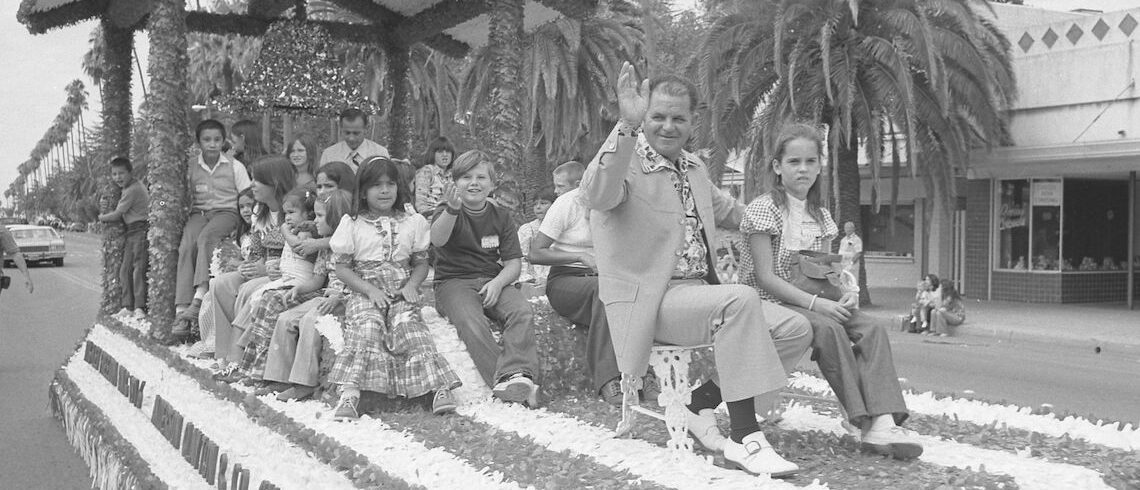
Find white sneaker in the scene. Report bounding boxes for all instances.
[116,307,131,317]
[133,308,146,318]
[686,409,726,451]
[492,374,538,406]
[723,431,799,477]
[861,425,924,460]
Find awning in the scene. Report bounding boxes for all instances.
[968,138,1140,179]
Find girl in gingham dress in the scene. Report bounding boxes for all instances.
[328,157,461,421]
[738,123,922,461]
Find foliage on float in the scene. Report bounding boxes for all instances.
[101,317,414,489]
[50,372,164,490]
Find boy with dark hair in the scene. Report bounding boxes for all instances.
[99,156,151,316]
[430,150,540,407]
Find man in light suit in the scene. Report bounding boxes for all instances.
[580,63,800,477]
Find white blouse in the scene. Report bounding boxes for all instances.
[328,213,430,264]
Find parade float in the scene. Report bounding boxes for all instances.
[17,0,1140,488]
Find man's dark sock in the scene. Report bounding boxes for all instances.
[727,398,761,444]
[686,380,723,415]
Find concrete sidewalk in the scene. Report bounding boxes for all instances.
[863,287,1140,350]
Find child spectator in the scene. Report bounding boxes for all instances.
[171,119,251,341]
[517,186,555,287]
[929,283,965,337]
[315,161,358,199]
[431,150,539,407]
[263,189,354,401]
[551,160,584,197]
[329,158,462,421]
[414,136,456,215]
[230,119,269,169]
[187,189,256,359]
[909,274,940,333]
[230,188,321,384]
[98,157,150,316]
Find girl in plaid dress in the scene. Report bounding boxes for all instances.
[329,157,461,421]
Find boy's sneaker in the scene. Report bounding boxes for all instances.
[431,389,457,415]
[333,393,360,422]
[492,374,537,406]
[133,308,146,318]
[861,426,924,460]
[116,307,131,317]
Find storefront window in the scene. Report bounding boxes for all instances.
[860,204,915,256]
[997,180,1030,269]
[1062,179,1129,271]
[1030,179,1061,271]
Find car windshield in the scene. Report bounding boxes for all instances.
[12,229,60,239]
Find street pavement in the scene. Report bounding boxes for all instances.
[1,231,101,489]
[1,234,1138,490]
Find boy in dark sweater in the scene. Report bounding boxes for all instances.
[431,150,539,407]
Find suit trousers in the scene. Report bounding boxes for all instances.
[176,209,240,305]
[654,280,786,402]
[435,277,539,387]
[786,305,910,427]
[545,267,621,392]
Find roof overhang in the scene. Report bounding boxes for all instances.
[968,139,1140,179]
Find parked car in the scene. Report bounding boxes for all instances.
[3,224,66,267]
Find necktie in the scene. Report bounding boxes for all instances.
[350,151,361,168]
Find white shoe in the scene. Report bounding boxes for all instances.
[723,431,799,477]
[133,308,146,318]
[116,307,131,317]
[861,425,924,460]
[492,374,538,407]
[686,409,726,451]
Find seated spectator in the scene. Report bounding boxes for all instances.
[285,134,320,189]
[170,120,252,342]
[908,274,940,333]
[431,150,539,408]
[329,158,461,421]
[262,189,354,401]
[530,166,623,405]
[414,136,456,216]
[929,283,965,337]
[739,122,922,460]
[517,186,555,288]
[187,189,256,359]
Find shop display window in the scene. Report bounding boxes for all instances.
[997,180,1030,269]
[1062,179,1129,271]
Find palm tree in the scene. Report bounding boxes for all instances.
[144,0,193,331]
[694,0,1015,303]
[459,13,643,196]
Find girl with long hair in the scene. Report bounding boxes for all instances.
[737,122,923,461]
[414,136,456,215]
[286,134,321,189]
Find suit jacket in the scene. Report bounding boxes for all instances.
[581,125,743,375]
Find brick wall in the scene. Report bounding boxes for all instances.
[991,271,1062,302]
[964,180,991,299]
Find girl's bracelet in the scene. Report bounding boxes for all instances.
[808,294,819,312]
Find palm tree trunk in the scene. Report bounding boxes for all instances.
[387,46,411,160]
[835,137,872,306]
[144,0,192,330]
[98,19,134,315]
[486,0,526,184]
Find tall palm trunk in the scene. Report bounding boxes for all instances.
[387,47,411,160]
[835,137,871,306]
[486,0,526,183]
[98,19,133,315]
[144,0,192,331]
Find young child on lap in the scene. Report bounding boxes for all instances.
[329,158,462,421]
[430,150,540,407]
[261,189,354,401]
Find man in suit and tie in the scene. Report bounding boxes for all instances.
[580,62,800,477]
[320,108,390,172]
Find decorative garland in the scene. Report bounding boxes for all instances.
[216,20,378,119]
[50,372,165,490]
[16,0,105,35]
[99,317,417,490]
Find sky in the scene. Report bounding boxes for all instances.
[4,0,1140,208]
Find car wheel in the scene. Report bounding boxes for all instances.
[54,258,64,267]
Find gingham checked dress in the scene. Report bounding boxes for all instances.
[327,212,460,397]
